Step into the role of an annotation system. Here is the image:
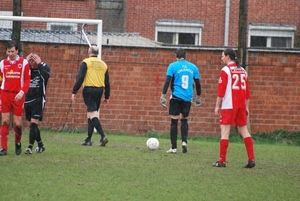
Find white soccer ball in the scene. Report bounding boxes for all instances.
[146,138,159,150]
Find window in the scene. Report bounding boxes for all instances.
[155,19,204,45]
[47,23,77,31]
[97,0,123,9]
[248,23,296,48]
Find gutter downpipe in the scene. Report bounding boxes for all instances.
[224,0,230,46]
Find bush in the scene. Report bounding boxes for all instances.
[252,129,300,146]
[192,129,300,146]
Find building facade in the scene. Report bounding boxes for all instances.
[0,0,299,48]
[0,0,300,136]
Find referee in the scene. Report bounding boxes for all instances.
[71,45,110,147]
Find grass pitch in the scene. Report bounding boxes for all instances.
[0,130,299,201]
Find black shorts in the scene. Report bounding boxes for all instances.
[83,87,104,112]
[24,97,45,121]
[168,98,191,118]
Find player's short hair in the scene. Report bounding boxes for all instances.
[6,41,18,50]
[89,45,99,55]
[175,48,186,59]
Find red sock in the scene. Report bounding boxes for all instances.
[244,137,255,161]
[219,139,229,164]
[1,125,9,150]
[14,125,22,143]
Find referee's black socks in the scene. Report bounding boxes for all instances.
[91,117,105,138]
[87,119,93,141]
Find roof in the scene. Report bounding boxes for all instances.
[0,28,162,47]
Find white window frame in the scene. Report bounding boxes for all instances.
[155,19,204,45]
[0,11,23,28]
[47,22,77,31]
[248,23,296,48]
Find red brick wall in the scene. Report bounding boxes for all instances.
[0,0,95,19]
[1,0,299,47]
[248,0,300,25]
[1,42,299,136]
[126,0,300,47]
[126,0,230,46]
[248,51,300,133]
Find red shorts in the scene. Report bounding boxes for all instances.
[220,108,247,126]
[1,90,25,116]
[0,90,1,112]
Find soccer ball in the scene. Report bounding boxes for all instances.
[146,138,159,150]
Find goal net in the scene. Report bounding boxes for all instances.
[0,15,102,53]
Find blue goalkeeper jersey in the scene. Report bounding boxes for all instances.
[166,59,200,102]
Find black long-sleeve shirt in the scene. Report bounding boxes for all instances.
[25,62,51,101]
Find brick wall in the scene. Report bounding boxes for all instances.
[0,0,95,20]
[1,0,299,47]
[126,0,229,46]
[126,0,300,47]
[1,42,299,136]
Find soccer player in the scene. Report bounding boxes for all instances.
[0,74,2,117]
[0,41,31,156]
[213,48,255,168]
[24,53,51,154]
[71,45,110,147]
[160,48,202,154]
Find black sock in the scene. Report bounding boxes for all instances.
[29,123,38,149]
[34,125,43,147]
[181,119,188,143]
[170,119,178,149]
[91,117,105,138]
[87,118,93,141]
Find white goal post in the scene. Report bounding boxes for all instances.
[0,15,102,57]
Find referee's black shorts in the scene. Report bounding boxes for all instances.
[169,98,191,118]
[83,87,104,112]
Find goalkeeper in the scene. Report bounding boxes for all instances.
[160,48,202,154]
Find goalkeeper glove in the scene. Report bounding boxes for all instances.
[195,95,202,107]
[160,94,167,107]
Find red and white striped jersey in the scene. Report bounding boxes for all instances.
[217,62,250,109]
[0,56,31,93]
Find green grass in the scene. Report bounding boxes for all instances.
[1,130,300,201]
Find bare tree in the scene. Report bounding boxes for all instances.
[238,0,251,133]
[12,0,22,55]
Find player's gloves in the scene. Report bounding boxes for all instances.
[160,94,167,107]
[195,95,202,107]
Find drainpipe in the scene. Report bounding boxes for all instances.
[224,0,230,46]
